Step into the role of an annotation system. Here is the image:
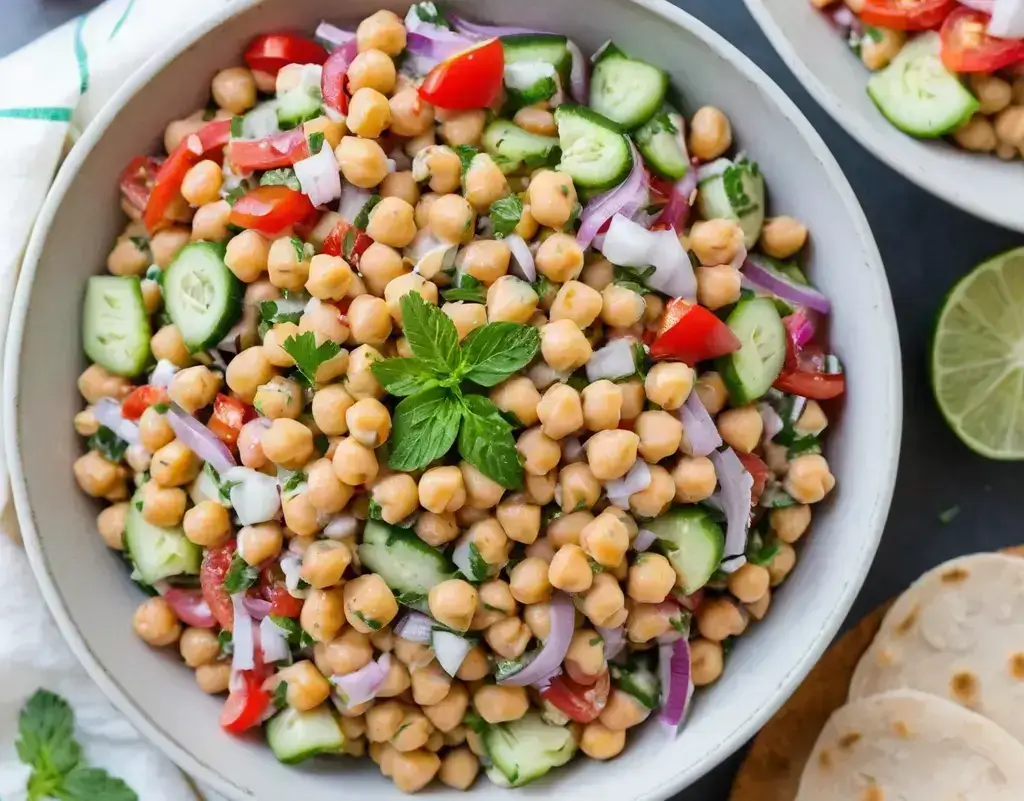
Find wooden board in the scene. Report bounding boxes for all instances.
[729,546,1024,801]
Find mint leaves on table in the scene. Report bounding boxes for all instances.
[371,293,540,488]
[17,689,137,801]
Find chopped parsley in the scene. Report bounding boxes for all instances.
[307,131,325,155]
[454,144,479,175]
[222,552,260,594]
[489,195,524,239]
[260,168,301,191]
[354,610,383,630]
[281,331,341,386]
[87,426,129,463]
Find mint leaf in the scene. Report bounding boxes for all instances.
[489,195,523,239]
[281,332,341,385]
[222,552,260,594]
[412,1,451,27]
[260,168,301,191]
[307,131,325,155]
[399,293,461,374]
[230,115,244,138]
[59,766,137,801]
[18,690,80,778]
[388,387,463,472]
[460,323,540,388]
[354,195,382,231]
[458,394,523,490]
[268,615,315,648]
[371,357,441,397]
[614,264,656,295]
[87,426,128,463]
[281,470,307,494]
[454,145,478,175]
[441,273,486,304]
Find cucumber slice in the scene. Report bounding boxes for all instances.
[501,34,571,74]
[162,242,243,353]
[276,86,323,130]
[124,489,202,584]
[717,297,787,405]
[482,119,560,174]
[611,659,661,708]
[645,507,724,594]
[697,158,766,248]
[504,61,559,108]
[265,704,344,764]
[82,276,152,377]
[634,105,689,180]
[554,105,633,191]
[867,32,979,138]
[482,712,577,787]
[356,519,456,601]
[589,43,668,129]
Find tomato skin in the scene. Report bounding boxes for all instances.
[208,395,254,447]
[227,129,310,173]
[541,670,611,723]
[220,670,271,733]
[228,186,316,235]
[321,41,358,116]
[119,156,162,215]
[650,299,742,364]
[735,451,770,505]
[321,220,374,266]
[419,39,505,110]
[200,542,236,631]
[940,8,1024,72]
[120,386,169,421]
[260,567,304,618]
[773,369,846,400]
[244,33,328,76]
[859,0,956,30]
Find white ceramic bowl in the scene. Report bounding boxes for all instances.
[4,0,901,798]
[744,0,1024,233]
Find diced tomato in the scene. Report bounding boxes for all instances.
[675,588,705,613]
[773,369,846,400]
[859,0,957,30]
[650,298,742,364]
[736,451,770,506]
[260,567,304,618]
[228,186,316,235]
[208,394,255,447]
[120,385,169,421]
[940,7,1024,72]
[243,33,328,76]
[564,659,602,687]
[162,587,217,629]
[541,670,611,724]
[200,542,236,631]
[321,219,374,266]
[227,128,311,173]
[119,156,162,216]
[143,119,231,232]
[220,669,271,734]
[321,41,358,116]
[419,38,504,110]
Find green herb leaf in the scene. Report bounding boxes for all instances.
[396,591,427,607]
[412,1,451,28]
[224,186,247,206]
[230,115,244,138]
[441,273,486,304]
[281,332,342,386]
[371,357,442,397]
[289,236,306,262]
[354,610,383,630]
[788,435,822,459]
[259,300,302,329]
[460,322,540,388]
[454,145,479,175]
[272,680,289,711]
[218,630,233,657]
[129,236,150,256]
[399,292,461,374]
[87,426,129,463]
[307,131,325,155]
[458,394,523,490]
[368,498,384,520]
[152,403,169,414]
[353,194,382,231]
[532,275,556,302]
[563,201,582,232]
[632,342,648,380]
[723,161,759,218]
[863,25,884,42]
[468,541,490,581]
[222,552,261,594]
[268,615,315,648]
[144,264,162,284]
[17,690,80,779]
[60,766,138,801]
[260,168,301,191]
[613,264,656,295]
[388,387,463,472]
[589,636,603,646]
[281,470,307,494]
[489,195,524,239]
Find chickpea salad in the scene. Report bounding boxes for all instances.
[74,3,845,793]
[815,0,1024,158]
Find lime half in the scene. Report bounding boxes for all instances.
[932,247,1024,459]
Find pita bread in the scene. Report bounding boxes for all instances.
[796,689,1024,801]
[849,553,1024,742]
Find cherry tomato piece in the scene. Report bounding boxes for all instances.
[208,394,254,447]
[859,0,957,30]
[321,219,374,266]
[220,669,271,733]
[228,186,316,235]
[940,7,1024,72]
[735,451,770,506]
[321,41,359,116]
[121,385,169,421]
[119,156,162,216]
[540,670,611,723]
[244,33,328,76]
[260,567,304,618]
[227,129,311,173]
[419,38,504,110]
[650,298,742,364]
[200,541,236,631]
[162,587,217,629]
[773,369,846,400]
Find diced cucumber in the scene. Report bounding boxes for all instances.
[504,61,559,109]
[867,32,979,138]
[482,712,577,787]
[501,34,571,75]
[124,489,201,584]
[611,657,661,708]
[717,297,787,405]
[82,276,152,377]
[645,507,724,594]
[589,43,668,129]
[697,158,766,248]
[356,519,455,600]
[265,704,344,764]
[162,242,243,353]
[634,105,690,180]
[554,105,632,191]
[276,85,323,130]
[482,119,560,174]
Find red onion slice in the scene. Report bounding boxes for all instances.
[406,31,471,64]
[321,40,358,120]
[678,392,722,457]
[577,140,645,248]
[506,234,537,282]
[93,398,141,445]
[231,595,256,672]
[324,513,359,540]
[394,611,435,644]
[606,460,651,509]
[449,15,547,38]
[709,447,753,563]
[166,404,235,474]
[565,40,589,104]
[315,21,356,47]
[432,630,473,676]
[498,592,575,686]
[259,615,291,663]
[243,597,272,620]
[743,256,831,314]
[294,145,341,208]
[162,587,216,628]
[331,653,390,709]
[784,309,816,349]
[989,0,1024,36]
[596,626,626,661]
[658,637,693,731]
[633,528,657,552]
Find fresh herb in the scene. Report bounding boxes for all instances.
[222,552,261,594]
[353,195,382,231]
[463,710,488,734]
[442,272,487,304]
[354,610,383,630]
[541,504,561,526]
[134,500,143,512]
[614,264,656,295]
[563,201,582,232]
[217,630,234,657]
[412,1,451,27]
[722,636,736,657]
[87,426,129,463]
[493,657,527,683]
[632,342,649,380]
[489,195,524,239]
[454,145,479,175]
[17,689,138,801]
[458,394,524,490]
[289,236,306,262]
[388,387,464,472]
[532,275,556,302]
[368,358,441,398]
[281,331,342,386]
[722,160,760,218]
[202,105,217,121]
[129,236,150,256]
[144,264,162,284]
[788,435,822,458]
[746,530,781,567]
[367,498,384,520]
[314,433,329,456]
[269,615,316,648]
[224,185,247,206]
[230,115,245,138]
[152,402,169,414]
[589,636,603,647]
[260,168,301,191]
[259,300,303,338]
[460,323,542,388]
[588,558,605,574]
[395,591,427,607]
[939,505,960,525]
[863,25,884,43]
[273,680,289,710]
[281,470,307,494]
[670,610,692,635]
[307,131,325,155]
[468,541,490,581]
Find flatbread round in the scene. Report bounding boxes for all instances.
[849,553,1024,742]
[796,689,1024,801]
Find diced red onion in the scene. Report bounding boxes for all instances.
[449,15,547,38]
[149,360,179,389]
[577,141,645,248]
[634,528,657,552]
[339,182,372,224]
[395,611,435,644]
[315,21,356,47]
[94,398,141,445]
[605,459,650,509]
[161,587,216,628]
[406,31,471,64]
[989,0,1024,36]
[679,392,722,457]
[596,626,626,661]
[432,630,473,676]
[243,597,272,620]
[237,418,271,468]
[222,465,280,525]
[758,403,784,444]
[294,145,341,208]
[166,404,235,474]
[652,167,699,233]
[784,310,816,349]
[259,615,291,663]
[658,637,693,731]
[675,589,704,612]
[709,447,753,562]
[506,234,537,282]
[600,214,696,300]
[231,594,256,672]
[743,256,831,314]
[324,513,359,540]
[586,338,637,382]
[498,592,575,686]
[331,653,390,709]
[565,40,588,104]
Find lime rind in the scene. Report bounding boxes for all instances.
[932,247,1024,460]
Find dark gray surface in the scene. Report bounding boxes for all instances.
[6,0,1024,798]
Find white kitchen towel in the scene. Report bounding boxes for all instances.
[0,1,239,798]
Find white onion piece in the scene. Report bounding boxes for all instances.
[325,514,359,540]
[338,182,372,224]
[394,611,435,644]
[596,626,626,661]
[990,0,1024,36]
[709,447,753,562]
[294,145,342,208]
[758,403,784,444]
[526,362,569,391]
[506,234,537,281]
[634,528,657,552]
[92,398,141,445]
[331,654,390,709]
[505,60,557,92]
[432,630,473,677]
[498,593,575,686]
[223,466,280,525]
[605,460,650,509]
[719,554,747,575]
[276,63,322,97]
[679,393,722,457]
[259,616,291,663]
[231,595,255,672]
[315,21,356,47]
[586,338,637,382]
[280,554,305,596]
[600,214,696,300]
[243,597,271,620]
[149,360,179,388]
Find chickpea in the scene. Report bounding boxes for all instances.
[487,275,539,324]
[334,136,388,189]
[508,557,553,605]
[342,398,389,450]
[953,113,998,153]
[344,87,390,139]
[527,170,577,229]
[579,721,626,760]
[282,492,321,538]
[690,638,725,686]
[696,264,743,311]
[994,105,1024,147]
[179,627,220,668]
[768,541,797,586]
[331,436,379,487]
[429,193,476,245]
[265,236,310,292]
[96,503,128,550]
[391,749,441,793]
[672,455,718,503]
[74,454,127,500]
[149,438,201,487]
[106,236,148,277]
[784,454,835,504]
[580,511,630,569]
[73,407,100,438]
[435,109,485,150]
[348,48,397,94]
[520,602,551,641]
[632,409,682,463]
[438,301,484,341]
[690,220,743,268]
[696,597,748,642]
[303,254,353,303]
[390,87,435,137]
[372,473,419,524]
[585,429,640,481]
[794,399,828,437]
[322,627,373,677]
[461,240,512,286]
[358,246,406,301]
[580,572,625,628]
[551,283,602,334]
[363,198,416,252]
[558,462,601,513]
[451,646,487,682]
[853,25,904,69]
[539,319,591,373]
[995,142,1019,160]
[385,273,438,325]
[689,106,732,161]
[464,154,510,212]
[377,174,420,215]
[167,365,218,415]
[758,217,808,262]
[473,684,529,724]
[508,429,558,481]
[275,660,331,712]
[513,106,557,136]
[377,655,412,698]
[535,233,585,283]
[600,688,651,731]
[644,362,694,411]
[193,662,231,694]
[233,522,281,566]
[460,461,506,509]
[524,469,557,506]
[346,344,384,400]
[190,200,230,242]
[182,500,231,548]
[136,482,184,528]
[222,346,272,404]
[343,573,398,634]
[408,661,452,708]
[300,304,350,351]
[309,456,354,515]
[148,227,189,270]
[357,9,406,55]
[746,588,772,621]
[77,364,131,404]
[252,374,302,421]
[429,579,479,632]
[439,746,479,791]
[345,296,392,347]
[308,387,352,440]
[966,74,1012,117]
[690,375,725,420]
[178,160,222,208]
[210,66,256,114]
[149,324,191,368]
[123,440,150,472]
[770,504,812,544]
[545,511,591,550]
[418,466,465,515]
[413,145,462,195]
[367,701,406,742]
[298,540,351,589]
[422,682,469,732]
[1013,76,1024,106]
[134,408,172,454]
[715,406,762,454]
[487,615,534,659]
[132,597,181,647]
[260,418,313,470]
[600,283,646,328]
[727,562,770,604]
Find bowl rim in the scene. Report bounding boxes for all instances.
[742,0,1024,235]
[3,0,902,798]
